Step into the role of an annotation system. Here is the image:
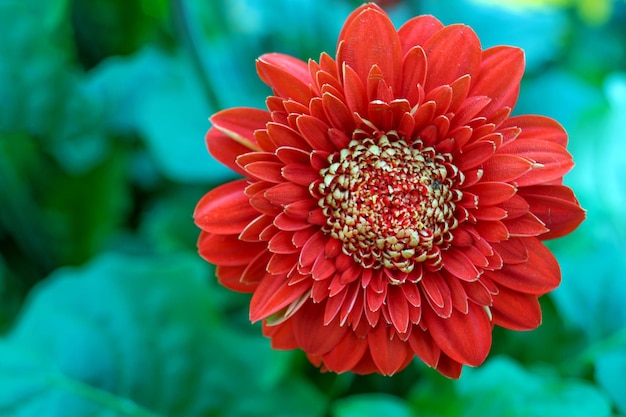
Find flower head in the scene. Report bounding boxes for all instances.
[194,3,585,378]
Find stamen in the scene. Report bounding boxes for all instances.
[318,130,463,273]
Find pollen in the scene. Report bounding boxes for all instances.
[318,130,463,273]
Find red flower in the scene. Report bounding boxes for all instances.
[194,3,585,378]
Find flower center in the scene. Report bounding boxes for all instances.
[317,130,463,273]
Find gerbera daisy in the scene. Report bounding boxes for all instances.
[194,3,585,378]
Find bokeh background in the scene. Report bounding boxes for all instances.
[1,0,625,415]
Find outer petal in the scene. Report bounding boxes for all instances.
[500,115,568,147]
[485,237,561,294]
[424,301,492,366]
[320,331,369,373]
[470,46,524,121]
[518,185,586,239]
[498,140,574,186]
[198,232,266,266]
[397,14,444,53]
[491,286,542,330]
[337,5,403,93]
[423,24,482,93]
[207,108,268,175]
[250,275,310,322]
[257,53,314,104]
[194,179,257,234]
[367,325,413,376]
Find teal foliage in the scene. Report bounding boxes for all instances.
[1,0,625,415]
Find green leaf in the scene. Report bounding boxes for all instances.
[0,1,108,174]
[409,357,612,417]
[0,252,326,417]
[595,346,626,414]
[553,246,626,342]
[86,46,236,183]
[332,394,413,417]
[455,357,612,417]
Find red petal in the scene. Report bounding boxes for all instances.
[293,302,347,355]
[322,92,356,133]
[498,140,574,186]
[244,161,284,183]
[256,53,313,104]
[296,114,336,152]
[216,264,256,293]
[207,108,269,174]
[284,199,317,220]
[470,46,524,121]
[250,276,310,322]
[491,237,529,264]
[367,325,412,376]
[268,230,298,254]
[412,101,436,131]
[263,319,298,350]
[503,212,549,237]
[449,74,472,113]
[423,24,482,93]
[518,185,585,239]
[387,286,411,334]
[441,247,480,281]
[267,253,297,275]
[421,272,452,318]
[198,232,265,266]
[266,122,310,150]
[424,301,492,367]
[491,286,542,330]
[337,6,403,93]
[466,182,517,206]
[194,179,257,234]
[501,115,568,148]
[451,96,492,129]
[299,230,327,267]
[320,331,369,373]
[239,214,272,242]
[498,194,530,219]
[342,63,368,115]
[400,46,427,105]
[457,140,496,170]
[481,154,534,183]
[473,205,508,221]
[264,182,311,206]
[435,353,463,379]
[312,251,337,281]
[241,250,273,286]
[408,328,440,368]
[461,280,493,306]
[397,14,444,53]
[474,220,510,242]
[485,237,560,294]
[273,212,310,231]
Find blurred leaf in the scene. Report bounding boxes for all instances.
[456,357,612,417]
[410,357,611,417]
[554,245,626,342]
[332,394,413,417]
[86,46,235,183]
[515,69,605,131]
[71,0,168,68]
[0,1,108,174]
[0,252,326,417]
[595,346,626,414]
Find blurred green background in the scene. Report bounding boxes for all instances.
[0,0,625,416]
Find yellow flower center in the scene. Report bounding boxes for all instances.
[318,130,463,273]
